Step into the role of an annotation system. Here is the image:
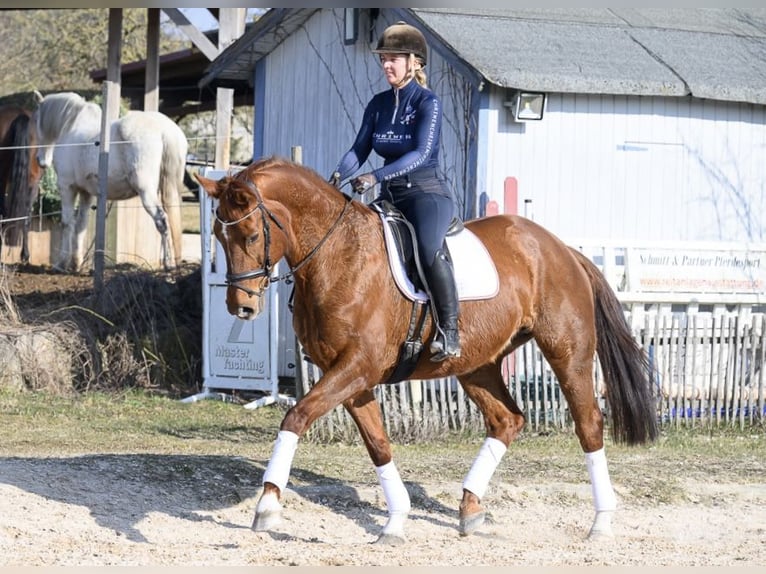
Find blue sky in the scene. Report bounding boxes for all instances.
[172,8,266,32]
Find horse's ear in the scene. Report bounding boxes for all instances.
[33,90,44,104]
[194,173,220,198]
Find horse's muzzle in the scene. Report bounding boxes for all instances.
[226,285,266,319]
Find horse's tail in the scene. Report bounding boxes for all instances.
[570,248,659,445]
[5,114,38,247]
[159,122,188,267]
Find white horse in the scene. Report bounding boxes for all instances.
[33,92,188,272]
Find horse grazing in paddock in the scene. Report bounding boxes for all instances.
[0,105,44,263]
[32,91,188,272]
[196,156,658,544]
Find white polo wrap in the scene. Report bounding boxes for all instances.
[262,430,299,492]
[375,461,411,515]
[462,437,507,499]
[585,447,617,512]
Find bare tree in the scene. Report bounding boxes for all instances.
[0,9,187,96]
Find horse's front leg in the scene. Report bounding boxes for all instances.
[72,191,94,272]
[252,357,374,534]
[53,187,78,272]
[343,389,410,545]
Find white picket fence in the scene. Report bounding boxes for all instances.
[301,240,766,441]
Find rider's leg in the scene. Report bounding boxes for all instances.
[394,190,461,362]
[423,244,461,361]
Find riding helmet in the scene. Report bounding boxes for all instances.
[372,21,428,66]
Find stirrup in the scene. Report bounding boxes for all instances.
[429,329,461,362]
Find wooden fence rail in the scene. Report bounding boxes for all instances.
[305,311,765,442]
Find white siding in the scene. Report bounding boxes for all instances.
[482,89,766,243]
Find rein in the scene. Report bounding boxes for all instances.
[216,178,353,297]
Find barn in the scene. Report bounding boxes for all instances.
[200,7,766,244]
[194,8,766,422]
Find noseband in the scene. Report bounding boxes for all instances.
[215,178,353,297]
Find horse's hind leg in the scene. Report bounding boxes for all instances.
[457,360,526,536]
[537,324,617,540]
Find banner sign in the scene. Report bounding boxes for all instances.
[628,247,765,294]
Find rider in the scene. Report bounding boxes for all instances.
[329,21,461,362]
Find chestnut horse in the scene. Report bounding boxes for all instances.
[196,156,658,545]
[0,105,44,263]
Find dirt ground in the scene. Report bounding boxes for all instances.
[4,264,128,307]
[0,453,764,566]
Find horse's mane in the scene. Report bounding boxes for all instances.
[243,155,331,190]
[36,92,93,142]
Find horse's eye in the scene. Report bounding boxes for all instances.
[246,233,259,246]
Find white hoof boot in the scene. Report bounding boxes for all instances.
[587,510,615,541]
[374,511,408,545]
[252,491,282,532]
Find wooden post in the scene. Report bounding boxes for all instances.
[214,8,246,170]
[144,8,160,112]
[94,9,122,296]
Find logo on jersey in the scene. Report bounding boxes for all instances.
[400,105,416,126]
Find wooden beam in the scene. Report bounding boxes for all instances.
[95,9,122,295]
[162,8,219,61]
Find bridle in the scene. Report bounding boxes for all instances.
[215,177,353,297]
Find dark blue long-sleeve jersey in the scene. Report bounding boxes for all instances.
[334,80,456,268]
[334,80,442,183]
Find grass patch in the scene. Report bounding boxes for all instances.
[0,389,763,500]
[181,201,201,234]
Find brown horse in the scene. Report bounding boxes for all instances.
[196,156,658,544]
[0,104,44,263]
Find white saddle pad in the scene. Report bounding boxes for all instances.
[380,214,500,302]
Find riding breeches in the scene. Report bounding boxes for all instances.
[381,171,456,267]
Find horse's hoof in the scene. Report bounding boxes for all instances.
[374,533,406,545]
[459,511,486,536]
[251,509,281,532]
[587,529,614,542]
[252,491,282,532]
[587,510,614,541]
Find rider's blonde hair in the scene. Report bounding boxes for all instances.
[410,54,427,88]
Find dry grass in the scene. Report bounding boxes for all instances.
[0,264,203,396]
[181,200,201,234]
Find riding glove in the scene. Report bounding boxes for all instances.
[351,173,377,194]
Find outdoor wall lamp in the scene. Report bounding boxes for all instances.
[344,8,358,45]
[505,91,546,122]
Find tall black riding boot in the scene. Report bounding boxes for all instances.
[423,247,461,362]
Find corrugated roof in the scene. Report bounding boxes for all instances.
[200,8,766,105]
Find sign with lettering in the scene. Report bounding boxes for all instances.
[205,284,275,391]
[627,247,765,294]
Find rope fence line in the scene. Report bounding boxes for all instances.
[0,133,233,229]
[0,133,246,154]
